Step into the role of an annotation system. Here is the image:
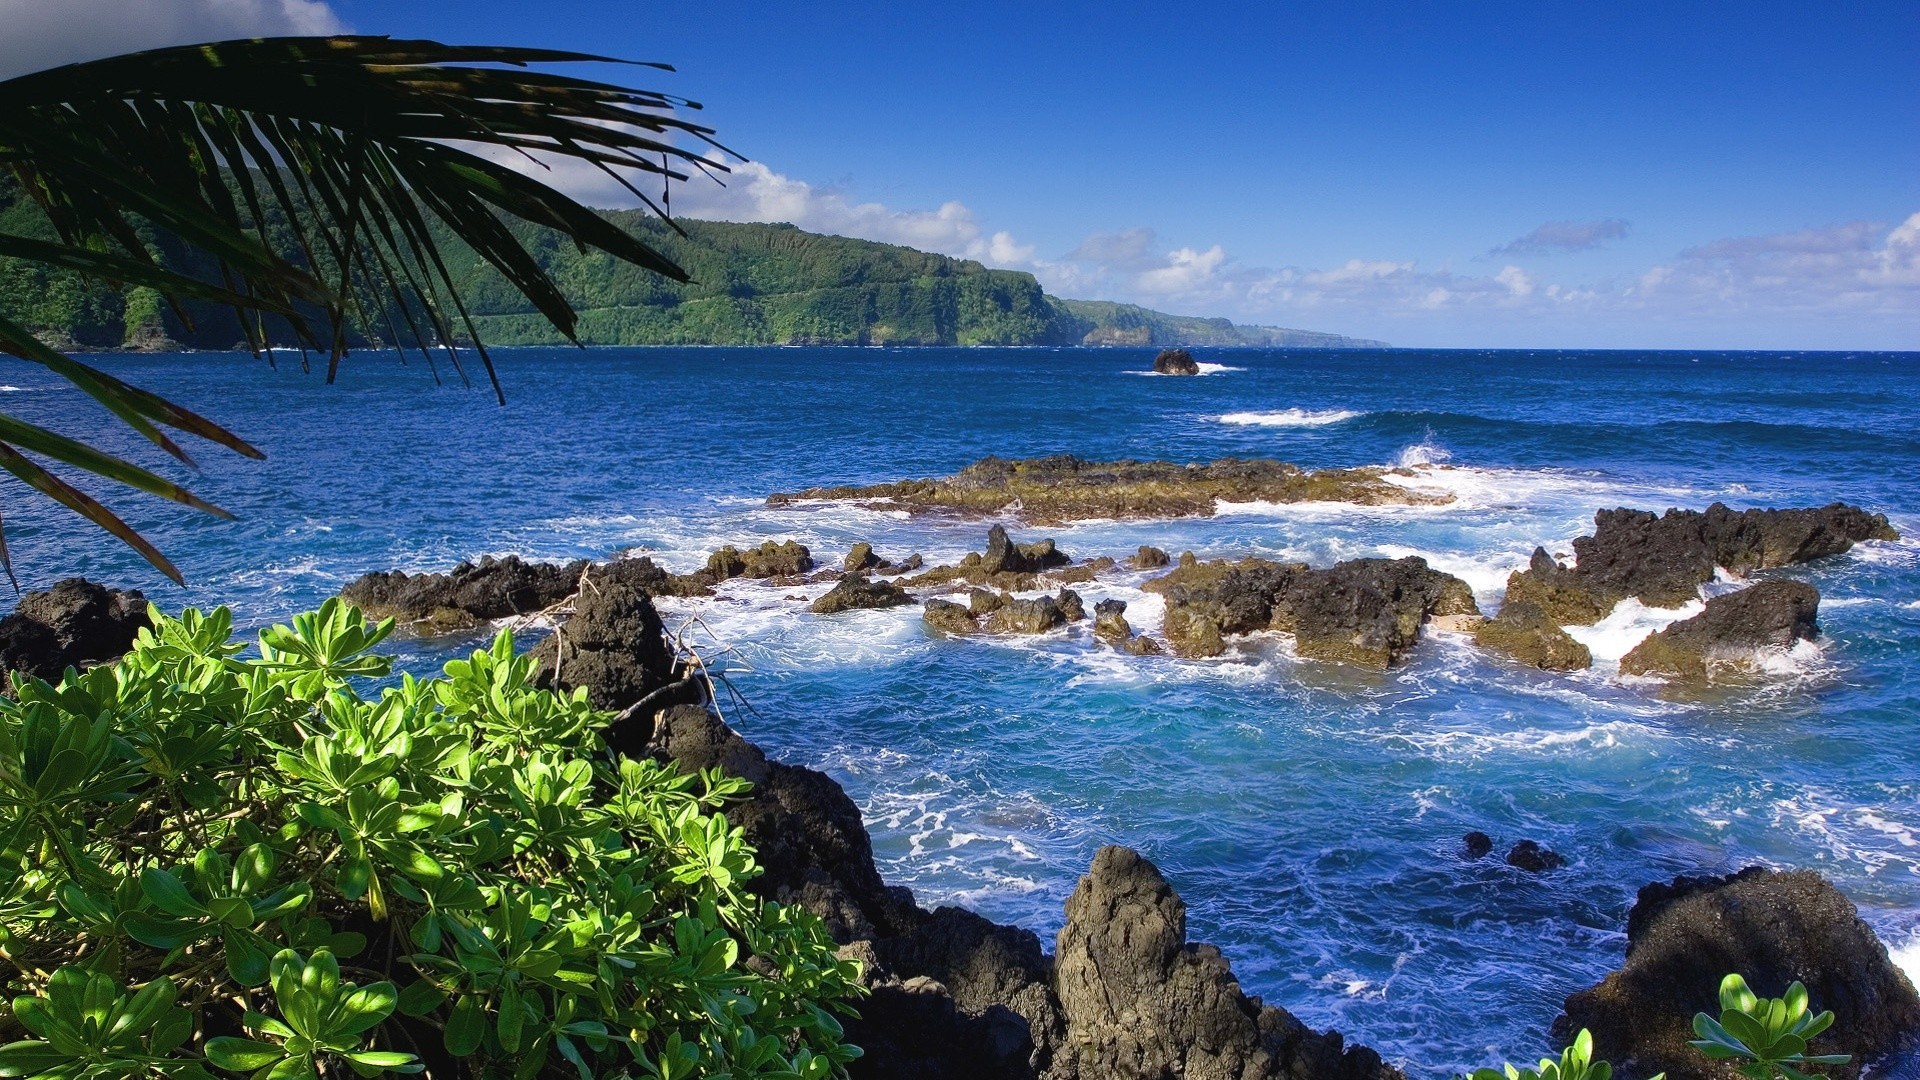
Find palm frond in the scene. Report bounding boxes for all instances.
[0,36,727,585]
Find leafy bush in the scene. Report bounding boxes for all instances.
[1470,1027,1643,1080]
[0,600,864,1079]
[1689,975,1849,1080]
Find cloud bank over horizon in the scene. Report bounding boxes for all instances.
[0,0,345,80]
[649,158,1918,348]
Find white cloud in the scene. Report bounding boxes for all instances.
[0,0,345,80]
[1134,245,1227,294]
[1495,265,1534,297]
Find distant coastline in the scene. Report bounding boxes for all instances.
[0,181,1387,350]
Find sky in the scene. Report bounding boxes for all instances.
[2,0,1916,349]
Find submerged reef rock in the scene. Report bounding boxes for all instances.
[1474,600,1594,671]
[1462,831,1494,859]
[340,554,588,631]
[1053,846,1402,1080]
[1505,503,1895,624]
[706,539,814,581]
[1556,867,1920,1080]
[768,455,1450,525]
[809,574,915,615]
[1146,555,1479,668]
[1504,840,1565,872]
[1619,579,1821,679]
[1151,347,1201,375]
[0,578,149,689]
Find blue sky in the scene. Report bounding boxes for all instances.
[7,0,1917,348]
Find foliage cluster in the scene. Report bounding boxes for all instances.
[0,600,863,1079]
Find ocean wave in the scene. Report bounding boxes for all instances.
[1219,408,1362,427]
[1126,363,1245,376]
[1564,598,1703,667]
[1893,931,1920,986]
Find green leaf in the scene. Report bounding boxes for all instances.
[444,995,485,1057]
[205,1036,286,1071]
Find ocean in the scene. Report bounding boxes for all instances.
[5,346,1918,1072]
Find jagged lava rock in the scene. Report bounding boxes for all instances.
[340,554,587,629]
[1506,503,1894,623]
[1619,579,1820,679]
[707,540,814,580]
[1151,347,1201,375]
[1556,867,1920,1080]
[1474,600,1594,671]
[984,595,1068,635]
[0,578,148,688]
[1092,598,1134,645]
[1053,846,1402,1080]
[923,599,979,636]
[1130,545,1172,569]
[810,574,914,615]
[1147,555,1479,667]
[770,455,1450,525]
[596,554,716,597]
[528,567,680,713]
[845,541,882,571]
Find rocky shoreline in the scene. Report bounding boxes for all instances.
[3,560,1918,1076]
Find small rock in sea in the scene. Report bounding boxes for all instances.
[1463,831,1494,859]
[1130,545,1172,569]
[1506,839,1565,872]
[1056,588,1086,622]
[968,588,1008,616]
[922,599,977,636]
[844,541,881,571]
[707,540,814,581]
[984,596,1068,635]
[807,574,912,615]
[1151,347,1201,375]
[1093,598,1133,645]
[1123,635,1164,655]
[0,577,149,689]
[1619,579,1820,679]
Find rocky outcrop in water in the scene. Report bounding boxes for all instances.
[810,574,915,615]
[1091,598,1160,654]
[627,690,1401,1080]
[1619,580,1820,679]
[1504,503,1895,623]
[1504,840,1565,872]
[768,455,1450,525]
[1555,867,1920,1080]
[340,555,588,631]
[528,566,703,755]
[707,540,814,581]
[0,578,149,689]
[1474,600,1594,671]
[906,527,1080,591]
[1152,347,1200,375]
[1130,545,1172,569]
[1146,555,1480,668]
[1052,846,1400,1080]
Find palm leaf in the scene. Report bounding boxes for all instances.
[0,35,727,584]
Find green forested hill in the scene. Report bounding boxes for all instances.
[0,186,1385,349]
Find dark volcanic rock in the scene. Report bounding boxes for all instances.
[1505,840,1565,872]
[1475,600,1594,671]
[341,555,587,630]
[810,574,914,615]
[984,596,1068,635]
[529,568,679,712]
[1055,588,1085,622]
[648,704,916,942]
[1463,831,1494,859]
[1151,347,1201,375]
[923,599,979,636]
[982,525,1072,575]
[1053,846,1403,1080]
[1147,555,1479,667]
[771,455,1450,525]
[1620,580,1820,679]
[1130,545,1172,569]
[0,578,148,688]
[1092,598,1134,646]
[1556,867,1920,1080]
[1506,503,1895,624]
[845,542,882,571]
[595,554,716,597]
[707,540,814,581]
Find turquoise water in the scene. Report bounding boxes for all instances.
[5,347,1919,1072]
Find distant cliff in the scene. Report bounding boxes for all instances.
[0,185,1385,349]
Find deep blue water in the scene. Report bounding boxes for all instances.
[5,347,1919,1073]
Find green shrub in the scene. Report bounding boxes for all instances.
[1689,975,1849,1080]
[0,600,864,1080]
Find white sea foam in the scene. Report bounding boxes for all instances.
[1218,408,1362,428]
[1893,933,1920,986]
[1127,362,1244,376]
[1564,597,1703,666]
